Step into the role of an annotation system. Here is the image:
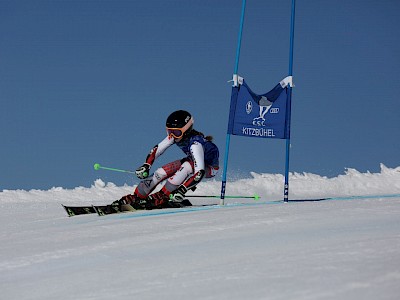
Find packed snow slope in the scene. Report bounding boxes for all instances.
[1,164,400,300]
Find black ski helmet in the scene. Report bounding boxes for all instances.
[166,110,194,139]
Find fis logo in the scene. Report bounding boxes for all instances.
[246,96,278,127]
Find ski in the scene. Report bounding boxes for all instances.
[63,199,196,217]
[62,204,99,217]
[62,203,136,217]
[93,203,137,216]
[93,199,194,216]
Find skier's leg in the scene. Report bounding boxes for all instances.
[134,159,182,198]
[118,159,182,207]
[147,160,194,208]
[162,160,194,195]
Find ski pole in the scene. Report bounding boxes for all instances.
[186,194,260,200]
[93,163,136,175]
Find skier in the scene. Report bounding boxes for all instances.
[118,110,219,209]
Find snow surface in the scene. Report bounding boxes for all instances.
[1,164,400,300]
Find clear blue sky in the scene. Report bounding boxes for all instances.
[1,0,399,190]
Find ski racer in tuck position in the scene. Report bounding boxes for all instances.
[117,110,219,209]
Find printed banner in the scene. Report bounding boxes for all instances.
[227,78,290,139]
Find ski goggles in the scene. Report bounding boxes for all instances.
[166,128,184,139]
[166,118,194,139]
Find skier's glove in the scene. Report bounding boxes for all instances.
[169,185,187,202]
[136,163,151,179]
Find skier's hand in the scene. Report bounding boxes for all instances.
[136,163,151,179]
[169,192,185,202]
[170,185,187,202]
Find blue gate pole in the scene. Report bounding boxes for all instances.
[220,0,246,205]
[284,0,296,203]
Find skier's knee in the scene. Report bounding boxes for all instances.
[154,167,168,181]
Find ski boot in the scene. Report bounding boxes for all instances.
[146,191,171,209]
[112,194,146,211]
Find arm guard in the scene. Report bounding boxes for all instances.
[181,169,205,192]
[145,145,158,166]
[144,136,174,165]
[170,169,205,202]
